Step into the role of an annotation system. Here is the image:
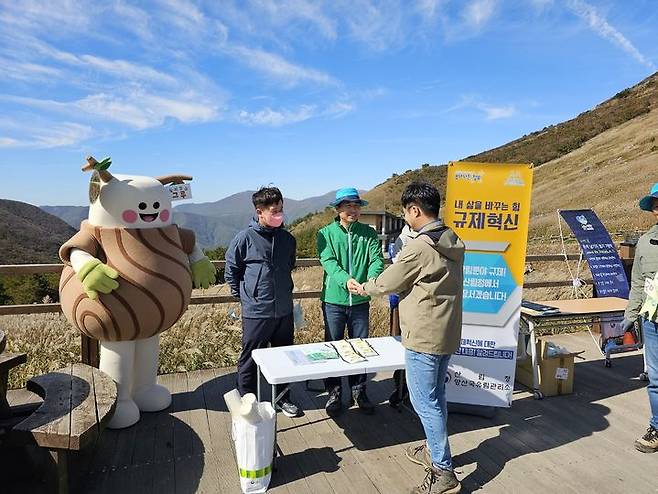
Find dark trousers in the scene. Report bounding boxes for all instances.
[323,302,370,392]
[237,314,294,399]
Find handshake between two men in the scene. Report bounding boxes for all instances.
[347,278,368,297]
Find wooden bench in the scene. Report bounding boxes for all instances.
[7,363,117,494]
[0,329,28,421]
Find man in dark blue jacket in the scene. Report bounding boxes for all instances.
[225,187,302,417]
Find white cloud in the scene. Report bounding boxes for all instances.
[567,0,656,71]
[226,45,337,87]
[78,55,178,85]
[462,0,497,28]
[0,137,19,148]
[0,57,63,82]
[237,100,354,127]
[0,0,93,32]
[336,0,406,52]
[111,1,153,41]
[238,105,317,126]
[1,90,220,130]
[0,122,94,148]
[248,0,337,40]
[448,96,517,121]
[154,0,206,35]
[325,102,355,117]
[480,103,516,120]
[415,0,444,20]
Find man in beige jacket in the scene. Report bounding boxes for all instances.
[352,182,465,494]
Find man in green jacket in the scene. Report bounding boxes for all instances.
[353,182,464,494]
[317,187,385,415]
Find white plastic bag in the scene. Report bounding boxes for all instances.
[231,402,276,493]
[293,302,307,330]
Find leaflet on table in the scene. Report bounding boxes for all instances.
[350,338,379,358]
[330,338,380,364]
[285,345,339,366]
[331,340,366,363]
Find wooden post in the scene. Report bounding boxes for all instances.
[49,450,69,494]
[80,335,99,368]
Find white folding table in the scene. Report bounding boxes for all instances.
[251,336,406,458]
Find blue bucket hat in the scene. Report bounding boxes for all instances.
[330,187,368,207]
[639,183,658,211]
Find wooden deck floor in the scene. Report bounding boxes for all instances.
[3,332,657,494]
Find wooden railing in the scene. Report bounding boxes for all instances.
[0,254,602,317]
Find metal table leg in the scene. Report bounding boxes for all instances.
[257,365,261,402]
[271,383,278,469]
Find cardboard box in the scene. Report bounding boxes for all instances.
[515,338,578,396]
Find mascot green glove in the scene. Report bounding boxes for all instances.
[191,257,216,289]
[77,259,119,300]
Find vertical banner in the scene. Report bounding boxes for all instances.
[444,162,533,407]
[559,209,629,298]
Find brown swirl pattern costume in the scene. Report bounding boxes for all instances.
[59,220,195,341]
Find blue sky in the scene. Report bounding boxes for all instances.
[0,0,656,206]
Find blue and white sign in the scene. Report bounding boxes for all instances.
[462,252,517,314]
[559,209,629,299]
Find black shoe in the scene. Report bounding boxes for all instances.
[278,399,302,418]
[352,389,375,415]
[325,387,343,416]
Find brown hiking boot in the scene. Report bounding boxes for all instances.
[410,466,461,494]
[634,426,658,453]
[406,443,432,469]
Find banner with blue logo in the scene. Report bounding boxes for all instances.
[559,209,629,299]
[444,162,534,407]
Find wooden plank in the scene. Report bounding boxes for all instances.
[153,373,176,464]
[533,297,627,314]
[91,366,118,431]
[171,372,194,460]
[0,352,27,369]
[0,263,64,275]
[6,387,42,407]
[272,412,318,493]
[201,368,242,493]
[69,363,100,450]
[0,352,28,418]
[298,382,381,494]
[81,335,100,368]
[275,414,335,494]
[184,369,214,457]
[13,365,73,449]
[0,303,62,316]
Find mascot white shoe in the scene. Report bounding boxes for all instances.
[58,156,216,429]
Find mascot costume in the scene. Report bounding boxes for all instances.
[59,156,216,429]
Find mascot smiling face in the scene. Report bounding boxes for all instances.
[88,173,174,228]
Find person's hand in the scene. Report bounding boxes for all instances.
[347,278,360,293]
[356,284,367,296]
[621,318,635,332]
